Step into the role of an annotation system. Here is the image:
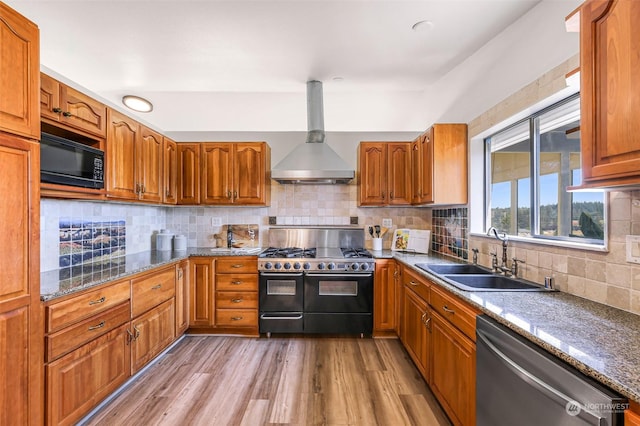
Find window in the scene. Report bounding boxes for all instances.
[485,94,606,245]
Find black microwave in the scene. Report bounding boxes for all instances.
[40,132,104,189]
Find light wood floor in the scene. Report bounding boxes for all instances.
[84,336,451,426]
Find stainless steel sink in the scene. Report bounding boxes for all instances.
[417,263,493,275]
[415,263,551,292]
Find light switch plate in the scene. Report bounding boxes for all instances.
[382,218,392,227]
[211,217,222,226]
[626,235,640,264]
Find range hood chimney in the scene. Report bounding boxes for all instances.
[271,80,355,184]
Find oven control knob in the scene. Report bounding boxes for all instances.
[360,263,370,271]
[327,262,336,270]
[264,262,273,270]
[317,262,325,270]
[351,263,360,271]
[284,262,292,270]
[303,262,312,270]
[274,262,282,270]
[293,262,301,270]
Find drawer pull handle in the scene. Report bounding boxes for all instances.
[126,329,134,345]
[151,284,162,290]
[231,298,243,303]
[231,264,244,268]
[231,281,243,285]
[88,321,105,331]
[231,316,243,321]
[89,297,106,305]
[442,305,455,314]
[409,281,418,286]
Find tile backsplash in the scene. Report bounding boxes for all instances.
[431,208,469,261]
[59,219,126,268]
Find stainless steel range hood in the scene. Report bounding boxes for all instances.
[271,80,355,184]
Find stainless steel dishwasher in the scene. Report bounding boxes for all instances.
[476,315,627,426]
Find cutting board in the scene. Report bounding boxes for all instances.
[391,229,431,254]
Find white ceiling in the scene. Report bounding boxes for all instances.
[8,0,541,132]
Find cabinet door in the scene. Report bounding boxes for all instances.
[373,259,396,333]
[189,258,215,327]
[419,129,434,203]
[431,124,467,205]
[131,299,175,374]
[46,323,131,426]
[176,261,189,335]
[177,143,200,204]
[358,142,387,205]
[580,0,640,185]
[59,85,107,138]
[411,139,422,203]
[163,137,178,204]
[387,142,412,205]
[106,109,139,200]
[401,287,430,382]
[431,312,476,426]
[234,142,268,204]
[201,143,233,204]
[0,3,39,139]
[138,125,163,202]
[0,134,41,425]
[40,73,61,122]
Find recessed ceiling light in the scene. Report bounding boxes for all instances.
[411,20,434,32]
[122,95,153,113]
[332,76,344,82]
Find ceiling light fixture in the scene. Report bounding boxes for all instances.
[122,95,153,113]
[411,20,434,32]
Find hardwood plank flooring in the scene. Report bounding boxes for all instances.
[83,336,451,426]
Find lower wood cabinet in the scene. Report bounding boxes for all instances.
[189,257,216,327]
[46,323,131,426]
[131,298,175,374]
[176,260,189,335]
[401,285,431,381]
[373,259,397,335]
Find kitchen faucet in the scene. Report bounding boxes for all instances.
[486,227,524,277]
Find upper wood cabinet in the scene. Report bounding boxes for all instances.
[571,0,640,188]
[40,73,107,138]
[358,142,412,206]
[412,124,468,205]
[163,137,178,204]
[177,143,201,204]
[106,108,162,202]
[179,142,270,206]
[0,3,39,140]
[0,133,42,425]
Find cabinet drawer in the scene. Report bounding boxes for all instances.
[46,280,130,333]
[216,309,257,327]
[216,257,257,274]
[46,302,130,362]
[215,291,258,309]
[403,267,430,302]
[215,274,257,291]
[131,267,176,318]
[430,285,478,340]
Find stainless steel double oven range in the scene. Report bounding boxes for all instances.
[258,227,374,336]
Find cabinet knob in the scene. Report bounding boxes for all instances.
[233,191,238,198]
[231,298,243,303]
[227,190,232,199]
[62,111,72,117]
[52,107,62,114]
[231,316,244,321]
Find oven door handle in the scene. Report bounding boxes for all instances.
[260,314,303,320]
[260,272,303,277]
[305,273,373,278]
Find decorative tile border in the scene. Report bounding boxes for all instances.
[432,208,469,260]
[59,219,126,270]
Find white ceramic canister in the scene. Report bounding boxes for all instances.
[156,229,174,251]
[173,234,187,251]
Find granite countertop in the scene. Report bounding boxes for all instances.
[40,247,263,301]
[390,252,640,404]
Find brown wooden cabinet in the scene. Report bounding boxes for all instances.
[412,124,467,205]
[176,260,189,336]
[0,133,42,425]
[358,142,412,206]
[201,142,271,205]
[0,3,40,139]
[163,137,178,204]
[130,298,175,374]
[570,0,640,188]
[40,73,107,138]
[399,265,431,381]
[106,109,163,202]
[177,143,201,204]
[626,408,640,426]
[373,259,397,335]
[214,257,258,333]
[46,323,131,426]
[189,257,216,327]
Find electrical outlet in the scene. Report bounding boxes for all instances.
[626,235,640,263]
[211,217,222,226]
[382,218,392,227]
